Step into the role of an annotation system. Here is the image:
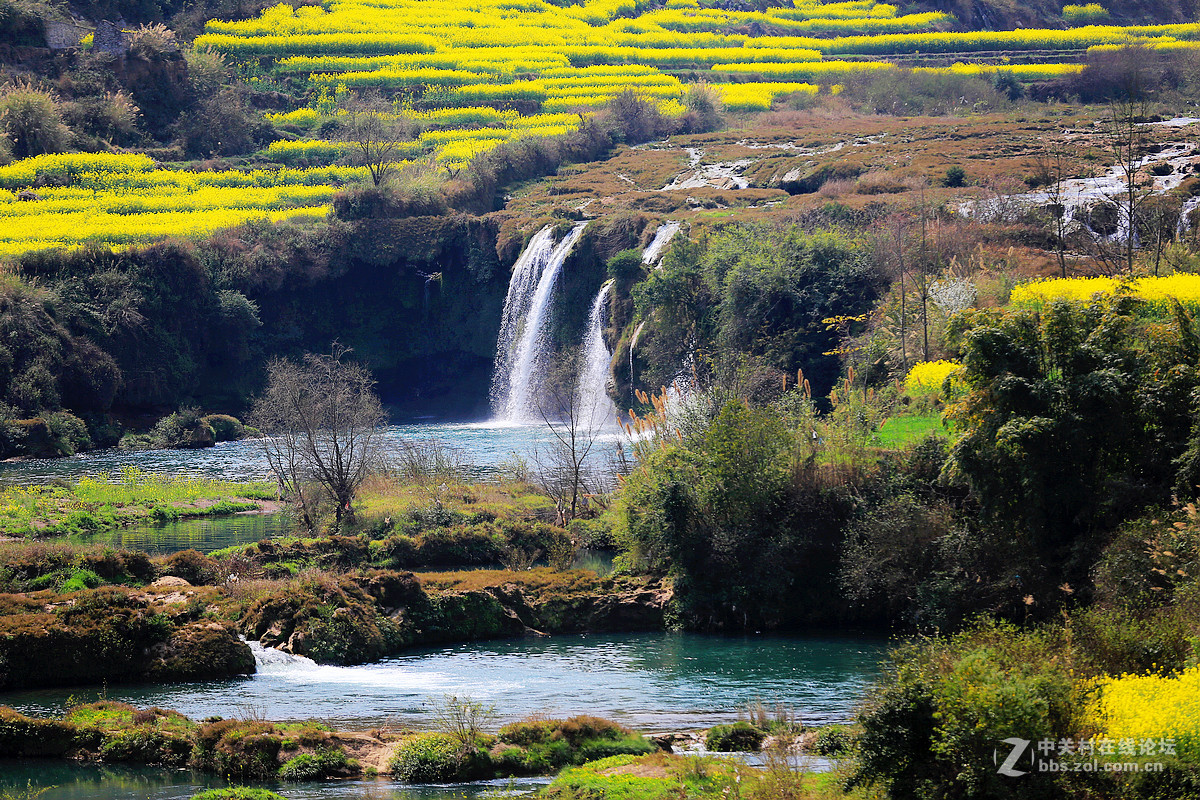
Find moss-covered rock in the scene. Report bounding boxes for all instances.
[0,587,252,689]
[240,572,410,665]
[144,620,255,681]
[705,722,766,752]
[0,706,79,757]
[191,790,288,800]
[192,720,283,780]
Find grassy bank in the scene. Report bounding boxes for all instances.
[0,468,276,537]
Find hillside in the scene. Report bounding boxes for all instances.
[0,0,1197,444]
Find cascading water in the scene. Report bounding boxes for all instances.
[642,221,680,266]
[491,222,587,422]
[575,281,619,429]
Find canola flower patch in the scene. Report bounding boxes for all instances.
[904,360,964,395]
[1090,666,1200,761]
[0,153,354,258]
[22,0,1200,255]
[1010,275,1200,310]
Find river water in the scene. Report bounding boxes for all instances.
[0,423,886,799]
[2,633,884,731]
[0,422,630,485]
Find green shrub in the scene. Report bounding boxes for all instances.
[151,408,216,449]
[849,622,1087,799]
[201,415,246,443]
[811,725,855,757]
[60,568,104,593]
[278,746,351,779]
[0,84,69,158]
[389,732,491,782]
[943,165,966,187]
[494,716,652,773]
[191,790,287,800]
[705,722,765,752]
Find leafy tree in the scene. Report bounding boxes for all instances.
[615,399,819,628]
[944,298,1200,588]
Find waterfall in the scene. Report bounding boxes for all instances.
[491,222,587,422]
[642,221,681,266]
[575,281,619,430]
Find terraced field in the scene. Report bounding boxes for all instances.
[4,0,1200,257]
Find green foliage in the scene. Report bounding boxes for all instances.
[493,715,652,773]
[705,722,765,752]
[202,414,247,442]
[190,789,287,800]
[850,621,1087,800]
[388,732,490,782]
[942,165,966,187]
[0,85,69,159]
[278,746,351,779]
[607,248,645,283]
[193,720,282,780]
[615,398,838,627]
[810,725,855,757]
[632,223,878,400]
[151,407,216,449]
[945,299,1200,597]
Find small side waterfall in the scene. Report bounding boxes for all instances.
[642,221,681,266]
[575,281,619,429]
[491,222,588,422]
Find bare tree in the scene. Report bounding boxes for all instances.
[530,357,609,527]
[341,105,411,187]
[250,344,386,531]
[1033,144,1074,279]
[1101,94,1152,274]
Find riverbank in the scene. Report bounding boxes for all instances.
[0,468,276,538]
[0,700,861,799]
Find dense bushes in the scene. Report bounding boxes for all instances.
[389,732,491,782]
[850,622,1085,800]
[495,715,654,772]
[705,722,765,752]
[615,398,853,629]
[628,223,880,402]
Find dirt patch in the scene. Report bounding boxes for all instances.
[332,731,399,773]
[602,759,670,778]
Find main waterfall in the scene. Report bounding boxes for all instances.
[490,222,587,422]
[575,281,620,429]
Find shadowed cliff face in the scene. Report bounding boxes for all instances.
[3,214,632,429]
[247,216,510,420]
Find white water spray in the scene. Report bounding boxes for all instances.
[575,281,619,430]
[491,222,587,422]
[642,221,681,266]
